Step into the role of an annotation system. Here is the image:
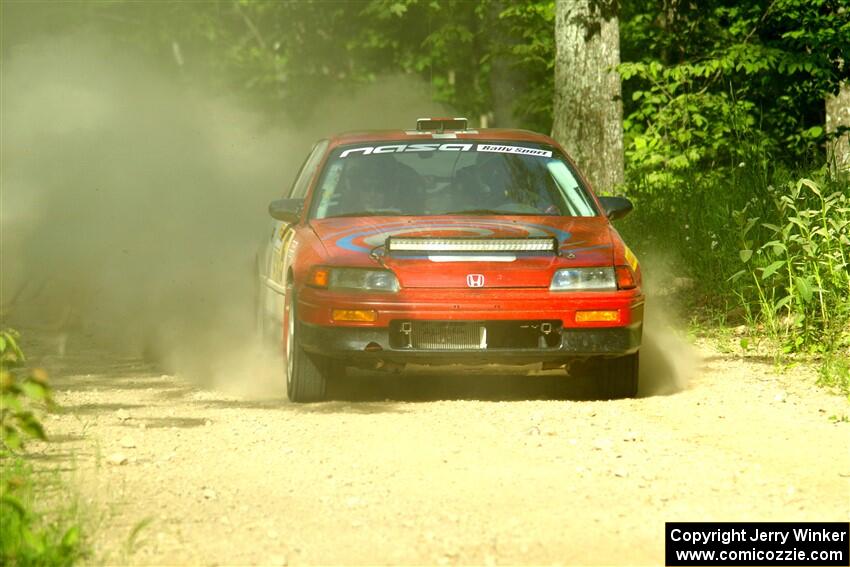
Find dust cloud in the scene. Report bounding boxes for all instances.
[638,304,697,395]
[1,32,446,395]
[637,256,700,396]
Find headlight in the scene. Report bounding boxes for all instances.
[550,267,616,291]
[331,269,400,292]
[309,267,400,292]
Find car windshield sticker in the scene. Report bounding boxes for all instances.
[477,144,552,157]
[339,143,551,158]
[339,143,472,158]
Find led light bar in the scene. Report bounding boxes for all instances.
[416,117,469,132]
[387,237,557,253]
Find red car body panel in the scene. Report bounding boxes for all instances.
[292,214,642,330]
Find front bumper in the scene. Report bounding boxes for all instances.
[299,321,642,365]
[298,286,644,326]
[295,286,644,364]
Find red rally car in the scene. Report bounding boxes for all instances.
[256,118,643,402]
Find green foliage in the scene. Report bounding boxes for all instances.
[620,0,849,191]
[0,332,86,565]
[8,0,848,136]
[1,330,54,453]
[617,0,849,285]
[819,354,850,397]
[496,1,556,131]
[9,1,556,126]
[615,1,850,391]
[354,0,491,118]
[1,459,87,566]
[124,516,154,557]
[732,175,850,356]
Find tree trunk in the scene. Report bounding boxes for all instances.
[826,80,850,175]
[660,0,681,64]
[551,0,624,194]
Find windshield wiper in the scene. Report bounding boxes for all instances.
[325,210,404,218]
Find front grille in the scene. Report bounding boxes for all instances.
[411,322,485,350]
[389,320,562,350]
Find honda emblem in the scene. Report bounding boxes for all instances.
[466,274,485,288]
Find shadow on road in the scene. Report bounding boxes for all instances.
[326,368,602,403]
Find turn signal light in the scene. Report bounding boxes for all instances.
[309,267,330,288]
[576,310,620,323]
[615,266,636,290]
[332,309,377,322]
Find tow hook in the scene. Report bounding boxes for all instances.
[400,321,413,348]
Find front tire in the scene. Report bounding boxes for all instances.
[285,291,328,403]
[595,353,639,399]
[569,353,639,399]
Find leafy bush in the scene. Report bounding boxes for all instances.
[1,330,53,452]
[616,2,849,332]
[620,0,849,170]
[1,330,87,565]
[728,174,850,394]
[732,175,850,351]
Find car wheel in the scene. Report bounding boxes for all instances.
[569,353,639,399]
[328,360,347,379]
[284,290,328,403]
[594,353,639,399]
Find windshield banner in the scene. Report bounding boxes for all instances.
[339,144,552,158]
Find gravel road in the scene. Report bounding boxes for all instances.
[23,328,850,566]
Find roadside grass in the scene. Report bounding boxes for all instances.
[818,354,850,398]
[1,457,88,566]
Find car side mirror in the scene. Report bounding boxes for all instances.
[598,196,634,221]
[268,198,303,223]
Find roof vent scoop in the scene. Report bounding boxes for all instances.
[416,117,468,133]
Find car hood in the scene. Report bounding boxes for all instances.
[309,216,614,288]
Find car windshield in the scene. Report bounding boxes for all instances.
[309,141,600,219]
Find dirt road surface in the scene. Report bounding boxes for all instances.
[24,328,850,566]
